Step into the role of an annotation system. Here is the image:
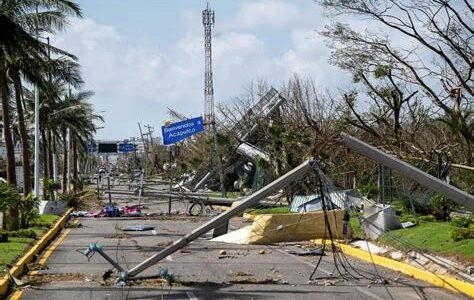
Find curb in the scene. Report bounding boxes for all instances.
[0,208,74,297]
[312,239,474,298]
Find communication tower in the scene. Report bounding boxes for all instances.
[202,3,215,126]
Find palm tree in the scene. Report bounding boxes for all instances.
[0,13,47,229]
[0,11,46,187]
[0,0,81,229]
[1,0,82,197]
[65,91,103,191]
[52,90,102,192]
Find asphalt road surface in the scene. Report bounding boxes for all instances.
[14,196,470,300]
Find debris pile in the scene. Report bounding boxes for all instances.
[71,205,143,218]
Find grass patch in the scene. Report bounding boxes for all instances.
[30,214,59,228]
[246,206,291,215]
[350,216,364,240]
[0,237,34,273]
[0,213,60,274]
[378,222,474,262]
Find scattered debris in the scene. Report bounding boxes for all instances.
[64,222,82,228]
[179,249,192,253]
[121,225,155,231]
[289,247,325,256]
[159,210,180,215]
[22,273,91,285]
[390,251,403,260]
[467,266,474,275]
[351,240,387,255]
[122,205,143,217]
[27,263,46,272]
[258,249,266,255]
[228,271,252,277]
[72,204,143,218]
[71,211,91,218]
[360,199,401,240]
[270,267,280,275]
[8,273,28,287]
[156,241,173,247]
[228,276,280,284]
[372,278,389,285]
[401,221,416,228]
[158,266,175,282]
[218,249,238,259]
[102,270,113,281]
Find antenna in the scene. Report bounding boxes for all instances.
[202,3,225,197]
[202,2,215,127]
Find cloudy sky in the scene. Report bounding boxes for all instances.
[53,0,353,140]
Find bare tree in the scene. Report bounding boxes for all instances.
[320,0,473,164]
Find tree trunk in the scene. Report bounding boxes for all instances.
[62,128,68,193]
[0,70,19,230]
[72,136,78,192]
[11,69,31,195]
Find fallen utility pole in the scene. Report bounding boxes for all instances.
[127,158,315,277]
[340,133,474,211]
[81,158,316,281]
[102,189,282,207]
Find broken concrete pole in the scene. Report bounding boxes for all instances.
[127,158,316,278]
[341,133,474,211]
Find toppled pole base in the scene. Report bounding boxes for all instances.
[80,159,317,281]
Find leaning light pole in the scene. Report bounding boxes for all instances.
[33,85,40,198]
[340,133,474,210]
[34,34,51,198]
[67,128,71,192]
[33,11,42,198]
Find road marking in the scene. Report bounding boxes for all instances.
[355,286,386,300]
[277,247,384,300]
[9,290,23,300]
[274,248,332,275]
[166,255,173,261]
[186,291,198,300]
[30,219,79,276]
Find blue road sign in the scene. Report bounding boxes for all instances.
[87,144,97,153]
[118,143,136,153]
[162,116,204,145]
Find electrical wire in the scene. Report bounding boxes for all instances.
[309,164,383,283]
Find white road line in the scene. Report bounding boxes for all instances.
[355,287,386,300]
[186,291,198,300]
[166,255,173,261]
[274,248,332,275]
[277,248,385,300]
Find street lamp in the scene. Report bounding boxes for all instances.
[34,36,51,198]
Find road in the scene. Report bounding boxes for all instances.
[13,196,469,300]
